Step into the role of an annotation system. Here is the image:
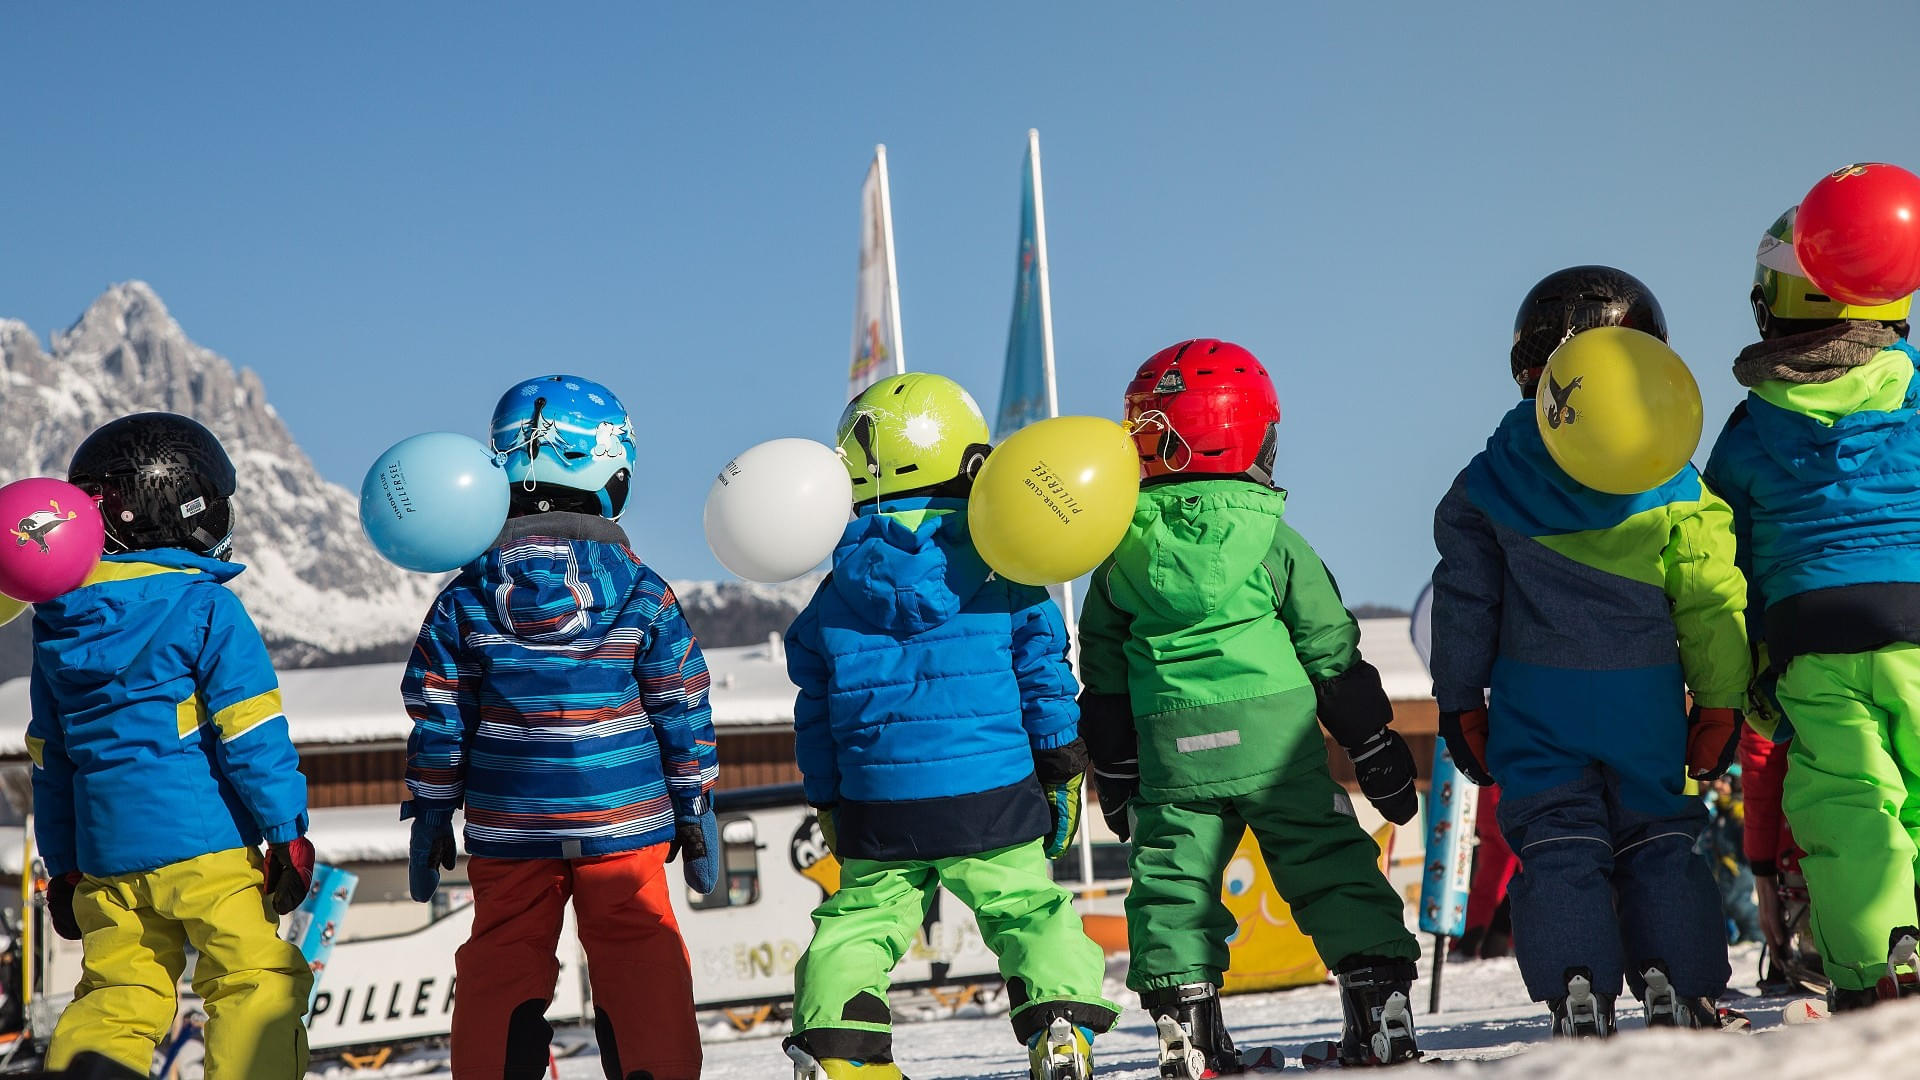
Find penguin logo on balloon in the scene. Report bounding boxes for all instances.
[1543,372,1584,430]
[13,501,78,554]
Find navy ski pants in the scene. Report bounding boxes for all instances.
[1498,764,1730,1003]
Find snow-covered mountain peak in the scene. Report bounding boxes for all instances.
[1,283,440,677]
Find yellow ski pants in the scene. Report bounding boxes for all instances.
[48,846,313,1079]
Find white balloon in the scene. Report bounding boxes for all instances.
[704,438,853,583]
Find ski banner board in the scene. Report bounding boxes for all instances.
[280,863,358,1016]
[1411,581,1477,939]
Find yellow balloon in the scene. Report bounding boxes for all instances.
[969,416,1141,586]
[0,593,24,629]
[1535,326,1703,495]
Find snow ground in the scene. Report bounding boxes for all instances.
[340,941,1920,1079]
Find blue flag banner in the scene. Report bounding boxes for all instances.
[995,132,1053,439]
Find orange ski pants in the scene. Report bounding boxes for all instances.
[451,846,699,1080]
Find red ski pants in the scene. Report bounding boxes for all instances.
[452,847,700,1080]
[1466,784,1518,932]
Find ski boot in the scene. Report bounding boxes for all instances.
[785,1037,908,1080]
[1026,1013,1095,1080]
[1777,852,1830,993]
[1875,925,1920,1001]
[1329,959,1419,1065]
[1638,962,1748,1032]
[1548,968,1616,1038]
[1141,983,1240,1078]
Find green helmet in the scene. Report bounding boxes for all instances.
[837,373,991,503]
[1754,205,1913,327]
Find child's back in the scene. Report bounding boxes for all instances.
[783,373,1115,1080]
[33,549,307,874]
[1079,340,1422,1072]
[1431,266,1749,1035]
[408,511,713,858]
[29,412,313,1080]
[1704,208,1920,1008]
[787,503,1073,860]
[401,375,716,1080]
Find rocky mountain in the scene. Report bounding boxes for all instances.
[670,574,822,648]
[0,283,828,681]
[0,283,446,679]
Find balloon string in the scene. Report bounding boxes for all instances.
[1129,410,1192,473]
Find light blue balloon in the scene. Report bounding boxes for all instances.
[360,432,510,573]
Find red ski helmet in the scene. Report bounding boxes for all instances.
[1124,339,1281,481]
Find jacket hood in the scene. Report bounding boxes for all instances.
[829,497,990,635]
[32,549,243,686]
[474,512,638,645]
[1744,343,1920,484]
[1112,480,1283,622]
[1466,401,1697,537]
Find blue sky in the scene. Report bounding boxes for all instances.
[6,2,1917,608]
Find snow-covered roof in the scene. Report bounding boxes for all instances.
[1357,617,1431,702]
[0,803,441,872]
[0,642,799,759]
[0,619,1429,761]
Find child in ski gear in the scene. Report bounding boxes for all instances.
[1432,266,1751,1037]
[1738,726,1826,993]
[28,413,314,1079]
[1079,340,1422,1074]
[402,375,717,1080]
[1698,772,1763,945]
[1702,206,1920,1010]
[784,373,1117,1080]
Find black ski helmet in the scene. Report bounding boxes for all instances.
[1510,266,1668,393]
[68,413,238,559]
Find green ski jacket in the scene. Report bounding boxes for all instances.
[1078,480,1367,802]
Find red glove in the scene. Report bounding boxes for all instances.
[1687,707,1741,781]
[265,837,316,916]
[1440,708,1492,786]
[47,872,83,941]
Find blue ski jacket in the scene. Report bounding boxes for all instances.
[1704,339,1920,671]
[403,513,717,860]
[29,550,308,878]
[1431,402,1749,812]
[786,497,1079,861]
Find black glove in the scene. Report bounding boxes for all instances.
[1439,708,1495,787]
[1078,691,1139,842]
[1348,728,1420,825]
[1090,762,1139,843]
[48,872,83,941]
[1313,661,1417,824]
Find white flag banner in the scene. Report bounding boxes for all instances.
[849,145,905,400]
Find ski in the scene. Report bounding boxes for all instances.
[1780,998,1830,1025]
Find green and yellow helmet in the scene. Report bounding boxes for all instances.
[1755,205,1913,325]
[836,373,991,503]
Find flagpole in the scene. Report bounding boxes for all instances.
[1028,130,1093,889]
[876,144,906,375]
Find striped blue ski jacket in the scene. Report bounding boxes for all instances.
[402,512,717,860]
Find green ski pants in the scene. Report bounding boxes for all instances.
[1126,772,1418,992]
[1778,645,1920,991]
[792,839,1117,1061]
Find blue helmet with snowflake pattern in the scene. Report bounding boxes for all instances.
[490,374,637,520]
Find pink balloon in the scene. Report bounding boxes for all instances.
[0,478,105,604]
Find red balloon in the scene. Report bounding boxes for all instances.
[1794,162,1920,308]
